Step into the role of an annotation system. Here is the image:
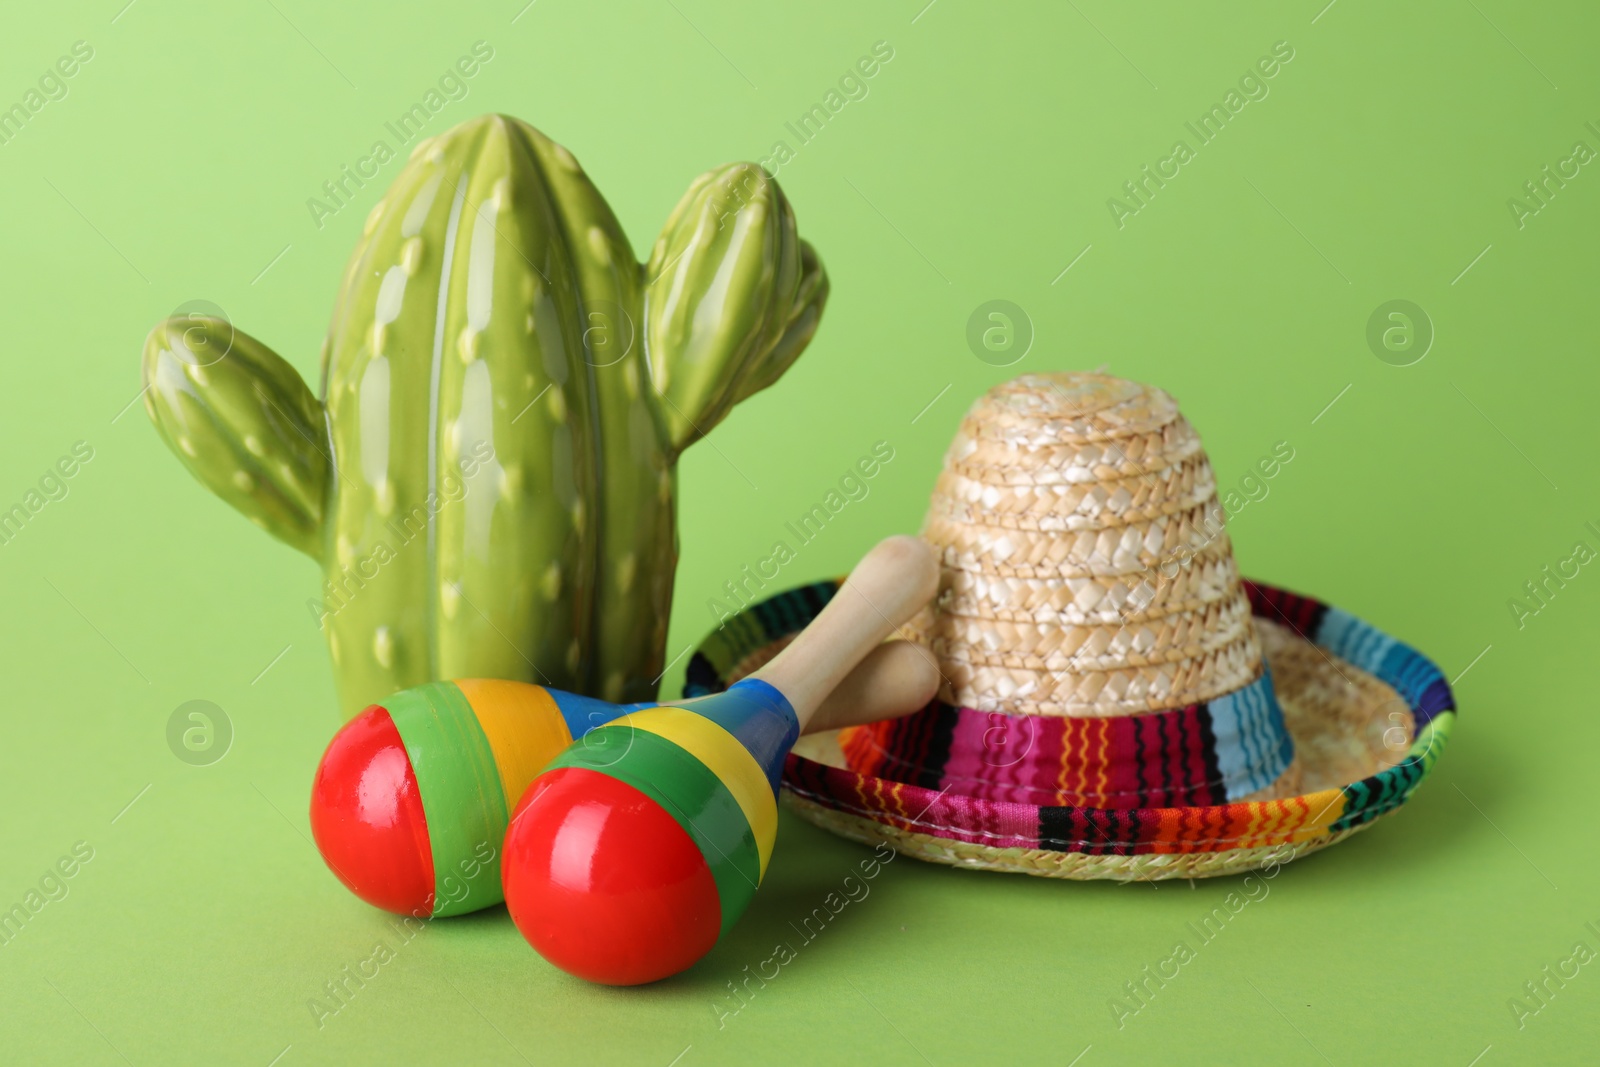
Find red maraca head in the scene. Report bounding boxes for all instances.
[502,682,799,985]
[311,679,651,919]
[502,765,722,985]
[309,704,434,917]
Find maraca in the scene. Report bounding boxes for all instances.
[501,535,940,984]
[309,642,938,918]
[310,679,649,917]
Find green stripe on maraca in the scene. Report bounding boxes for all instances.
[621,706,779,875]
[383,682,508,917]
[545,726,761,937]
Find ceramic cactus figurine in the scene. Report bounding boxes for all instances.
[142,114,828,717]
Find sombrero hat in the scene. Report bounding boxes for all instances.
[685,372,1455,880]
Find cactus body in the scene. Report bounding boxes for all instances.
[144,114,828,717]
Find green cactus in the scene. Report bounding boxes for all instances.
[143,114,828,717]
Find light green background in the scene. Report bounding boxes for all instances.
[2,1,1597,1063]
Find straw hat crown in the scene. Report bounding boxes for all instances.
[915,372,1260,719]
[692,369,1455,880]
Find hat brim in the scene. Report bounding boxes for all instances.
[685,579,1454,881]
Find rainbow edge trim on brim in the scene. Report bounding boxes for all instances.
[685,580,1455,858]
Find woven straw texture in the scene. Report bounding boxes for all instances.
[908,372,1261,719]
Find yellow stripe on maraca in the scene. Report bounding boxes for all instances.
[457,679,575,813]
[618,707,779,877]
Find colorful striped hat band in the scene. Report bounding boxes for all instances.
[685,372,1456,881]
[846,667,1294,811]
[687,578,1454,875]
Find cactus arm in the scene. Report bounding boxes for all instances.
[642,164,829,456]
[732,237,829,399]
[142,316,329,559]
[519,124,677,703]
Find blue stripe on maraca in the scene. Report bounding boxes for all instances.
[670,678,799,797]
[547,688,654,743]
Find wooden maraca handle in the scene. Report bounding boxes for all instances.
[752,535,939,730]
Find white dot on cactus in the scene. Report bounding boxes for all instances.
[603,672,624,702]
[565,639,581,674]
[402,171,443,236]
[552,144,579,172]
[375,479,395,516]
[336,535,355,567]
[547,387,566,423]
[615,552,636,594]
[243,434,265,457]
[373,626,395,669]
[364,201,385,236]
[572,498,586,535]
[230,469,251,491]
[466,206,497,331]
[400,237,424,276]
[524,313,535,335]
[541,561,562,602]
[440,582,460,621]
[178,436,196,457]
[586,226,610,265]
[492,177,511,211]
[457,326,480,364]
[188,363,209,387]
[376,267,408,327]
[500,465,522,499]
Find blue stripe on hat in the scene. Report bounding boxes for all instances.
[1208,670,1295,799]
